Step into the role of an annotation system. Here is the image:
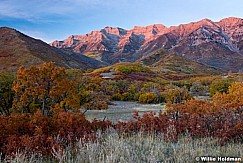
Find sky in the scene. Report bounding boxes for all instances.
[0,0,242,43]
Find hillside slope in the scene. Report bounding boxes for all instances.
[140,49,221,75]
[0,27,107,72]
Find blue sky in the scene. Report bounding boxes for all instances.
[0,0,242,43]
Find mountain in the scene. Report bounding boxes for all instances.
[0,27,107,72]
[51,17,243,72]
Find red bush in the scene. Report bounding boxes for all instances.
[0,110,112,157]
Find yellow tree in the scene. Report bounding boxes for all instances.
[212,82,243,108]
[165,85,191,104]
[12,62,80,115]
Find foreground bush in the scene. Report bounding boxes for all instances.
[115,108,243,144]
[0,110,112,158]
[3,129,243,163]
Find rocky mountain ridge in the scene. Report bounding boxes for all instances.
[51,17,243,71]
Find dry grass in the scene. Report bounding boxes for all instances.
[2,128,242,163]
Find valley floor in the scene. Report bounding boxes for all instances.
[85,101,164,122]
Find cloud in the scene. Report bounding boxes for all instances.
[0,0,130,22]
[0,2,32,20]
[0,0,44,22]
[0,0,71,22]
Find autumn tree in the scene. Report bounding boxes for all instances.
[190,81,207,96]
[212,81,243,108]
[165,84,191,104]
[12,62,80,115]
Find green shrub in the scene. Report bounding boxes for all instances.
[112,93,123,101]
[0,71,15,115]
[121,92,134,101]
[209,80,231,97]
[114,63,150,74]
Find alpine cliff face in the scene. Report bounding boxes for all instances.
[50,17,243,71]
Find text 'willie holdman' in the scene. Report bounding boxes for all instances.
[196,156,242,162]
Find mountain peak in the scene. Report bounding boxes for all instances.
[132,24,166,30]
[186,18,214,27]
[0,27,19,36]
[200,18,211,22]
[219,17,242,22]
[131,24,167,36]
[217,17,242,26]
[101,26,126,36]
[0,27,16,31]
